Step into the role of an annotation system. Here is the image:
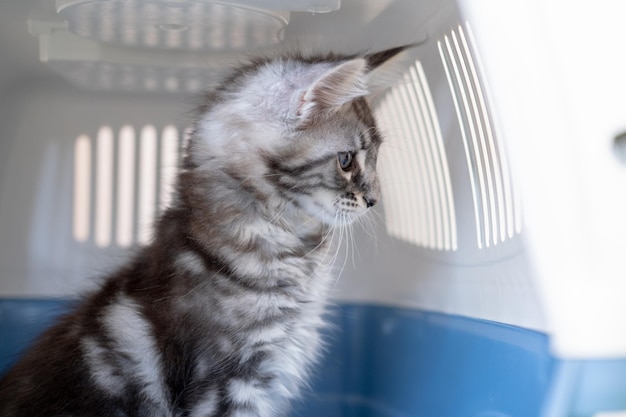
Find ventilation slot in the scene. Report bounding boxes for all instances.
[378,60,457,251]
[72,124,182,248]
[438,22,522,249]
[57,1,288,51]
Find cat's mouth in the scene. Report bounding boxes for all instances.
[319,198,370,226]
[333,197,369,223]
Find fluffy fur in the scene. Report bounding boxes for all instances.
[0,45,410,417]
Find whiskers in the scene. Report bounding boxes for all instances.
[354,206,384,256]
[313,206,381,289]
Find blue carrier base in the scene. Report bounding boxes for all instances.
[2,299,626,417]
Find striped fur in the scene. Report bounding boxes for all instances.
[0,45,411,417]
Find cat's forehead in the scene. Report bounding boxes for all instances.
[300,101,381,152]
[333,99,381,146]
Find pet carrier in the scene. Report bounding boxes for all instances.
[1,1,626,416]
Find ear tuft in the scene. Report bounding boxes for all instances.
[364,43,419,93]
[297,58,367,124]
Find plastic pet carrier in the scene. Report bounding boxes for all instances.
[1,1,626,416]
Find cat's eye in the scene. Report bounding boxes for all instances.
[337,152,354,171]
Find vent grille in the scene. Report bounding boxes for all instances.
[378,60,457,251]
[57,1,288,51]
[72,124,184,248]
[438,23,522,249]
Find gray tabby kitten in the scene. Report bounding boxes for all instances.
[0,45,410,417]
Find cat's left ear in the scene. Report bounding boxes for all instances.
[293,44,417,127]
[296,58,368,126]
[363,43,418,94]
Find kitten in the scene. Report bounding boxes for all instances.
[0,45,410,417]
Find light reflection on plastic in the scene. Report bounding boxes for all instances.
[230,10,245,49]
[464,22,522,237]
[385,88,416,244]
[73,135,91,242]
[404,69,440,249]
[165,76,178,91]
[395,75,433,248]
[439,38,481,249]
[377,101,404,239]
[458,25,506,243]
[73,124,182,247]
[397,71,429,248]
[444,31,491,248]
[160,125,179,212]
[450,30,492,248]
[95,126,114,247]
[116,125,136,248]
[99,1,114,42]
[438,23,523,249]
[121,1,137,45]
[138,125,157,245]
[144,25,159,47]
[376,60,457,251]
[413,62,457,251]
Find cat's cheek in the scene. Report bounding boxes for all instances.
[295,194,338,225]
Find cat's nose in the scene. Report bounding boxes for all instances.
[363,196,377,208]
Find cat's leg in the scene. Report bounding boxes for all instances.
[82,295,174,417]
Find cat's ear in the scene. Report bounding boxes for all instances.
[296,58,368,125]
[363,43,418,94]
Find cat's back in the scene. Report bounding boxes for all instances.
[0,295,115,416]
[0,259,175,417]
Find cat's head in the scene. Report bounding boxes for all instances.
[189,45,413,226]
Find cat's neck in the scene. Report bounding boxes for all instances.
[174,169,331,281]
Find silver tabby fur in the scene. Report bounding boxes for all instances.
[0,45,410,417]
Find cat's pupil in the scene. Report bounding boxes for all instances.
[337,152,354,171]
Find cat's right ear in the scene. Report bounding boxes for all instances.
[294,58,368,127]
